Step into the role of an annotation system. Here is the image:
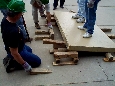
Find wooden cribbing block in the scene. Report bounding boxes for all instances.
[54,51,78,58]
[34,35,50,41]
[49,48,68,54]
[53,61,77,66]
[43,39,65,44]
[30,68,52,75]
[48,29,54,39]
[107,34,115,39]
[35,30,49,35]
[53,43,66,49]
[103,53,115,62]
[100,28,112,32]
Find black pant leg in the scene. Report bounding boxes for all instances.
[60,0,65,7]
[53,0,59,8]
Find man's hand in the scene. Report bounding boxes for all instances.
[22,62,32,72]
[87,0,95,8]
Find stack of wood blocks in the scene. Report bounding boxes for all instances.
[43,39,79,66]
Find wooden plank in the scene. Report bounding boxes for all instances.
[35,30,49,35]
[54,51,78,58]
[100,28,112,32]
[107,34,115,39]
[43,39,65,44]
[30,68,52,75]
[34,35,50,41]
[49,48,68,54]
[54,11,115,52]
[53,61,77,66]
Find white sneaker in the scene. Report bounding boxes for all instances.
[72,14,80,19]
[77,26,87,31]
[48,23,53,29]
[83,32,92,38]
[76,17,85,23]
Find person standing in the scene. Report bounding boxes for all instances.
[72,0,86,23]
[1,0,41,73]
[30,0,53,29]
[53,0,65,10]
[77,0,101,38]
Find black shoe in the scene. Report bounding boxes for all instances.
[60,6,64,9]
[3,56,15,73]
[35,23,41,29]
[41,14,46,18]
[53,7,57,10]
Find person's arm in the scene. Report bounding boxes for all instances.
[10,47,25,65]
[10,47,32,72]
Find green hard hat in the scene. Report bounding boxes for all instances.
[7,0,26,12]
[40,0,49,5]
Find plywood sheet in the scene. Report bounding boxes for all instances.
[54,11,115,52]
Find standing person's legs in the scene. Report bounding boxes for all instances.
[45,3,53,29]
[53,0,58,10]
[87,1,99,34]
[60,0,65,8]
[39,5,46,17]
[32,6,41,29]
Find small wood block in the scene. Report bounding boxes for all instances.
[30,68,52,75]
[103,57,115,62]
[35,30,49,35]
[43,39,65,44]
[54,51,78,58]
[34,35,50,41]
[103,53,114,62]
[73,57,79,63]
[100,28,112,32]
[107,34,115,39]
[53,61,77,66]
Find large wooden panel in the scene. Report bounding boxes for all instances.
[54,11,115,52]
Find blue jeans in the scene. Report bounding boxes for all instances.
[7,45,41,68]
[83,0,99,34]
[77,0,86,18]
[0,9,27,39]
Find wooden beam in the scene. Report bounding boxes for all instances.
[35,30,49,35]
[107,34,115,39]
[43,39,65,44]
[34,35,50,41]
[30,68,52,75]
[100,28,112,32]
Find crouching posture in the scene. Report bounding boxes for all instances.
[30,0,53,29]
[1,0,41,73]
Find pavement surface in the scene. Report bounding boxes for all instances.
[0,0,115,86]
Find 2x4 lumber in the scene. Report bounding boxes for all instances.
[54,51,78,58]
[107,34,115,39]
[100,28,112,32]
[53,61,77,66]
[53,43,66,49]
[43,39,65,44]
[35,30,49,35]
[34,35,50,41]
[30,68,52,75]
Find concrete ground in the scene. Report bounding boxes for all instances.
[0,0,115,86]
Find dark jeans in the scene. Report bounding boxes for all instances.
[53,0,65,8]
[7,45,41,68]
[83,0,99,34]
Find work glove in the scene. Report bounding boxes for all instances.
[22,62,32,72]
[87,0,95,8]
